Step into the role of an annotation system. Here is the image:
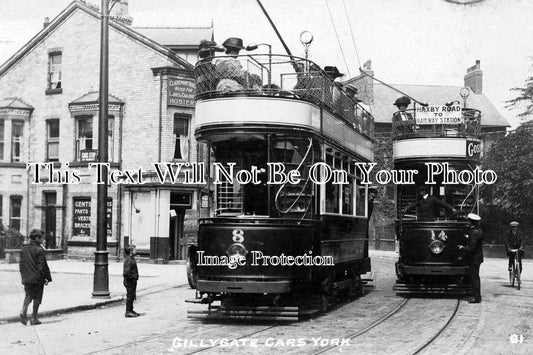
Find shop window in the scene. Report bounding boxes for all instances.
[11,121,24,162]
[76,117,93,160]
[47,119,60,161]
[10,196,22,231]
[173,114,190,160]
[48,52,62,91]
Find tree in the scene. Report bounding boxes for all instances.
[481,122,533,242]
[506,58,533,120]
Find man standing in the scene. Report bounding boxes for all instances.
[505,221,524,273]
[458,213,483,303]
[19,229,52,325]
[123,244,140,317]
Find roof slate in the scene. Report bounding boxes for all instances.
[133,27,212,47]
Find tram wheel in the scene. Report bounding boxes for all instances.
[186,258,198,289]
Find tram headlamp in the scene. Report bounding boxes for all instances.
[429,240,445,255]
[227,243,248,258]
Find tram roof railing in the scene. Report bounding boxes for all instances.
[391,107,481,139]
[195,54,374,138]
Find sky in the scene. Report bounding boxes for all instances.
[1,0,532,128]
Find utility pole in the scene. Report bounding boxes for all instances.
[92,0,110,298]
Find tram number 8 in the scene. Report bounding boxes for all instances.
[232,229,244,243]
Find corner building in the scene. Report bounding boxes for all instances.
[0,1,206,260]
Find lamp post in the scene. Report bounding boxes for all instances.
[92,0,110,299]
[246,43,272,86]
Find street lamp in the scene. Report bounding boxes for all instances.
[93,0,110,299]
[246,43,272,86]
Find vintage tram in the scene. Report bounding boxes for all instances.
[187,53,375,320]
[392,102,482,295]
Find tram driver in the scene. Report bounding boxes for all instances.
[403,186,457,221]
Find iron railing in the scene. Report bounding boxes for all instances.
[195,54,374,137]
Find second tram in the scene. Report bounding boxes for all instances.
[392,103,482,295]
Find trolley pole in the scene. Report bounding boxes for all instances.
[92,0,110,298]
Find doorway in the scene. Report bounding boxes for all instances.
[43,192,57,248]
[169,208,185,260]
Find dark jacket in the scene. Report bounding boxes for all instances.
[392,111,415,134]
[19,240,52,284]
[463,226,484,265]
[123,255,139,281]
[406,195,455,221]
[505,230,524,250]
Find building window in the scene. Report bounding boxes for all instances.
[76,117,93,160]
[47,119,60,161]
[11,121,24,162]
[48,52,62,90]
[108,116,114,161]
[0,195,3,226]
[173,114,190,160]
[0,120,4,161]
[10,196,22,231]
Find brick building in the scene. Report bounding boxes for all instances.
[0,0,209,260]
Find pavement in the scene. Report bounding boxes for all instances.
[0,258,188,323]
[0,249,528,325]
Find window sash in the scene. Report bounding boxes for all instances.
[76,118,93,160]
[173,115,190,160]
[10,196,22,231]
[47,120,60,161]
[11,121,24,162]
[48,53,62,89]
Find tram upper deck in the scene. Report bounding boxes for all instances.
[194,54,374,140]
[391,107,481,139]
[391,106,482,163]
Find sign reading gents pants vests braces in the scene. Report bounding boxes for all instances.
[168,76,195,108]
[73,197,91,237]
[415,104,463,125]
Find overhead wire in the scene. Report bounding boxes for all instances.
[341,0,373,113]
[325,0,351,77]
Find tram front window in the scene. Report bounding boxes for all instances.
[211,135,316,217]
[397,162,477,221]
[212,136,268,216]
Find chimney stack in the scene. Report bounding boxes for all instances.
[43,17,50,28]
[110,0,133,26]
[464,60,483,94]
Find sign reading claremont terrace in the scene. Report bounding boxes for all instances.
[415,104,463,125]
[168,76,195,108]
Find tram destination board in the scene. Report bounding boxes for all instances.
[415,104,463,124]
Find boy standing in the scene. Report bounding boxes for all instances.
[123,244,139,317]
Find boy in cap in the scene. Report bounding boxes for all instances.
[458,213,483,303]
[19,229,52,325]
[123,244,140,317]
